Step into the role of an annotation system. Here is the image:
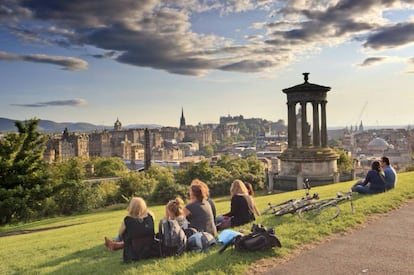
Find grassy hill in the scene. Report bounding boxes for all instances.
[1,172,414,275]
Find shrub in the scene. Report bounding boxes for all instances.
[97,180,121,206]
[55,180,102,215]
[151,178,187,204]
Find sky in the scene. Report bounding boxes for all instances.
[1,0,414,129]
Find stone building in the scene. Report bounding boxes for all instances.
[89,130,112,157]
[44,128,89,162]
[183,125,213,147]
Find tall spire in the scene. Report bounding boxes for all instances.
[180,107,186,129]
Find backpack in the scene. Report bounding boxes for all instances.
[218,224,281,254]
[186,231,217,252]
[158,219,187,257]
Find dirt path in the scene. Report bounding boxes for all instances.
[247,199,414,274]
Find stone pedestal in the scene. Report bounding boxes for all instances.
[276,147,339,190]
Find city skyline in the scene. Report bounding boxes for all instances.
[1,1,414,128]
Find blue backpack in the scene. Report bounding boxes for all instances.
[186,231,217,252]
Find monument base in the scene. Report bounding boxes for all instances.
[275,147,339,190]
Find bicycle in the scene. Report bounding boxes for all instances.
[297,190,355,223]
[261,178,319,216]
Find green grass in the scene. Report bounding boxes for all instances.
[2,172,414,275]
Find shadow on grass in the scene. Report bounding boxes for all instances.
[36,243,159,275]
[35,240,281,275]
[0,223,84,238]
[175,248,279,275]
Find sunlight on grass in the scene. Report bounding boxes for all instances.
[1,171,414,274]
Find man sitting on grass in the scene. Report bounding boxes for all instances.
[380,156,397,191]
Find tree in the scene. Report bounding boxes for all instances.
[50,158,101,214]
[0,119,52,224]
[200,144,214,158]
[148,165,186,204]
[336,150,353,173]
[118,171,157,200]
[92,157,128,177]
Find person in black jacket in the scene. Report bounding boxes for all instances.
[352,161,386,194]
[222,179,255,227]
[104,197,158,262]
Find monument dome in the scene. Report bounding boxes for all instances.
[367,137,389,151]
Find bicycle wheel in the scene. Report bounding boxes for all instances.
[317,202,341,222]
[261,203,275,215]
[299,202,340,222]
[297,202,324,221]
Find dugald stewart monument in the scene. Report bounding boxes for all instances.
[277,73,339,190]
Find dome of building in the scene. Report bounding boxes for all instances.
[367,137,389,151]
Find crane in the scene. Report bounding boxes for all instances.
[355,101,368,130]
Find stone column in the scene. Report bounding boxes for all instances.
[287,102,297,148]
[312,101,320,147]
[321,101,327,147]
[144,128,151,170]
[301,101,308,146]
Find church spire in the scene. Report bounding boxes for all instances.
[180,107,186,129]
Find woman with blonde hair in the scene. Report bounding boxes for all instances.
[104,197,158,262]
[221,179,255,228]
[183,179,217,236]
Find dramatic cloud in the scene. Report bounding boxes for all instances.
[0,51,88,70]
[357,57,388,67]
[12,98,88,108]
[1,0,414,75]
[364,22,414,50]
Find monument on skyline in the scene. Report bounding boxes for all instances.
[277,73,339,190]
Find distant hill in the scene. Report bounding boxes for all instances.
[0,117,162,134]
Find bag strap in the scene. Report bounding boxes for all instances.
[218,235,240,254]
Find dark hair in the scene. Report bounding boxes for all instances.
[192,178,210,197]
[372,161,381,172]
[381,156,390,166]
[190,180,208,202]
[244,182,254,196]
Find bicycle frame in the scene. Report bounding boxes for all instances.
[261,178,319,216]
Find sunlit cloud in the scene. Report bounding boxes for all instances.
[357,57,388,67]
[0,51,88,70]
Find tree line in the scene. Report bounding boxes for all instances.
[0,119,265,225]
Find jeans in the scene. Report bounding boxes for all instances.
[352,183,375,194]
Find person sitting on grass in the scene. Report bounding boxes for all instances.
[183,180,217,236]
[380,156,397,191]
[160,197,189,230]
[196,179,217,220]
[351,161,386,194]
[217,179,255,230]
[104,197,158,262]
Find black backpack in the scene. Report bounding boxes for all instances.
[158,219,187,257]
[219,224,281,253]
